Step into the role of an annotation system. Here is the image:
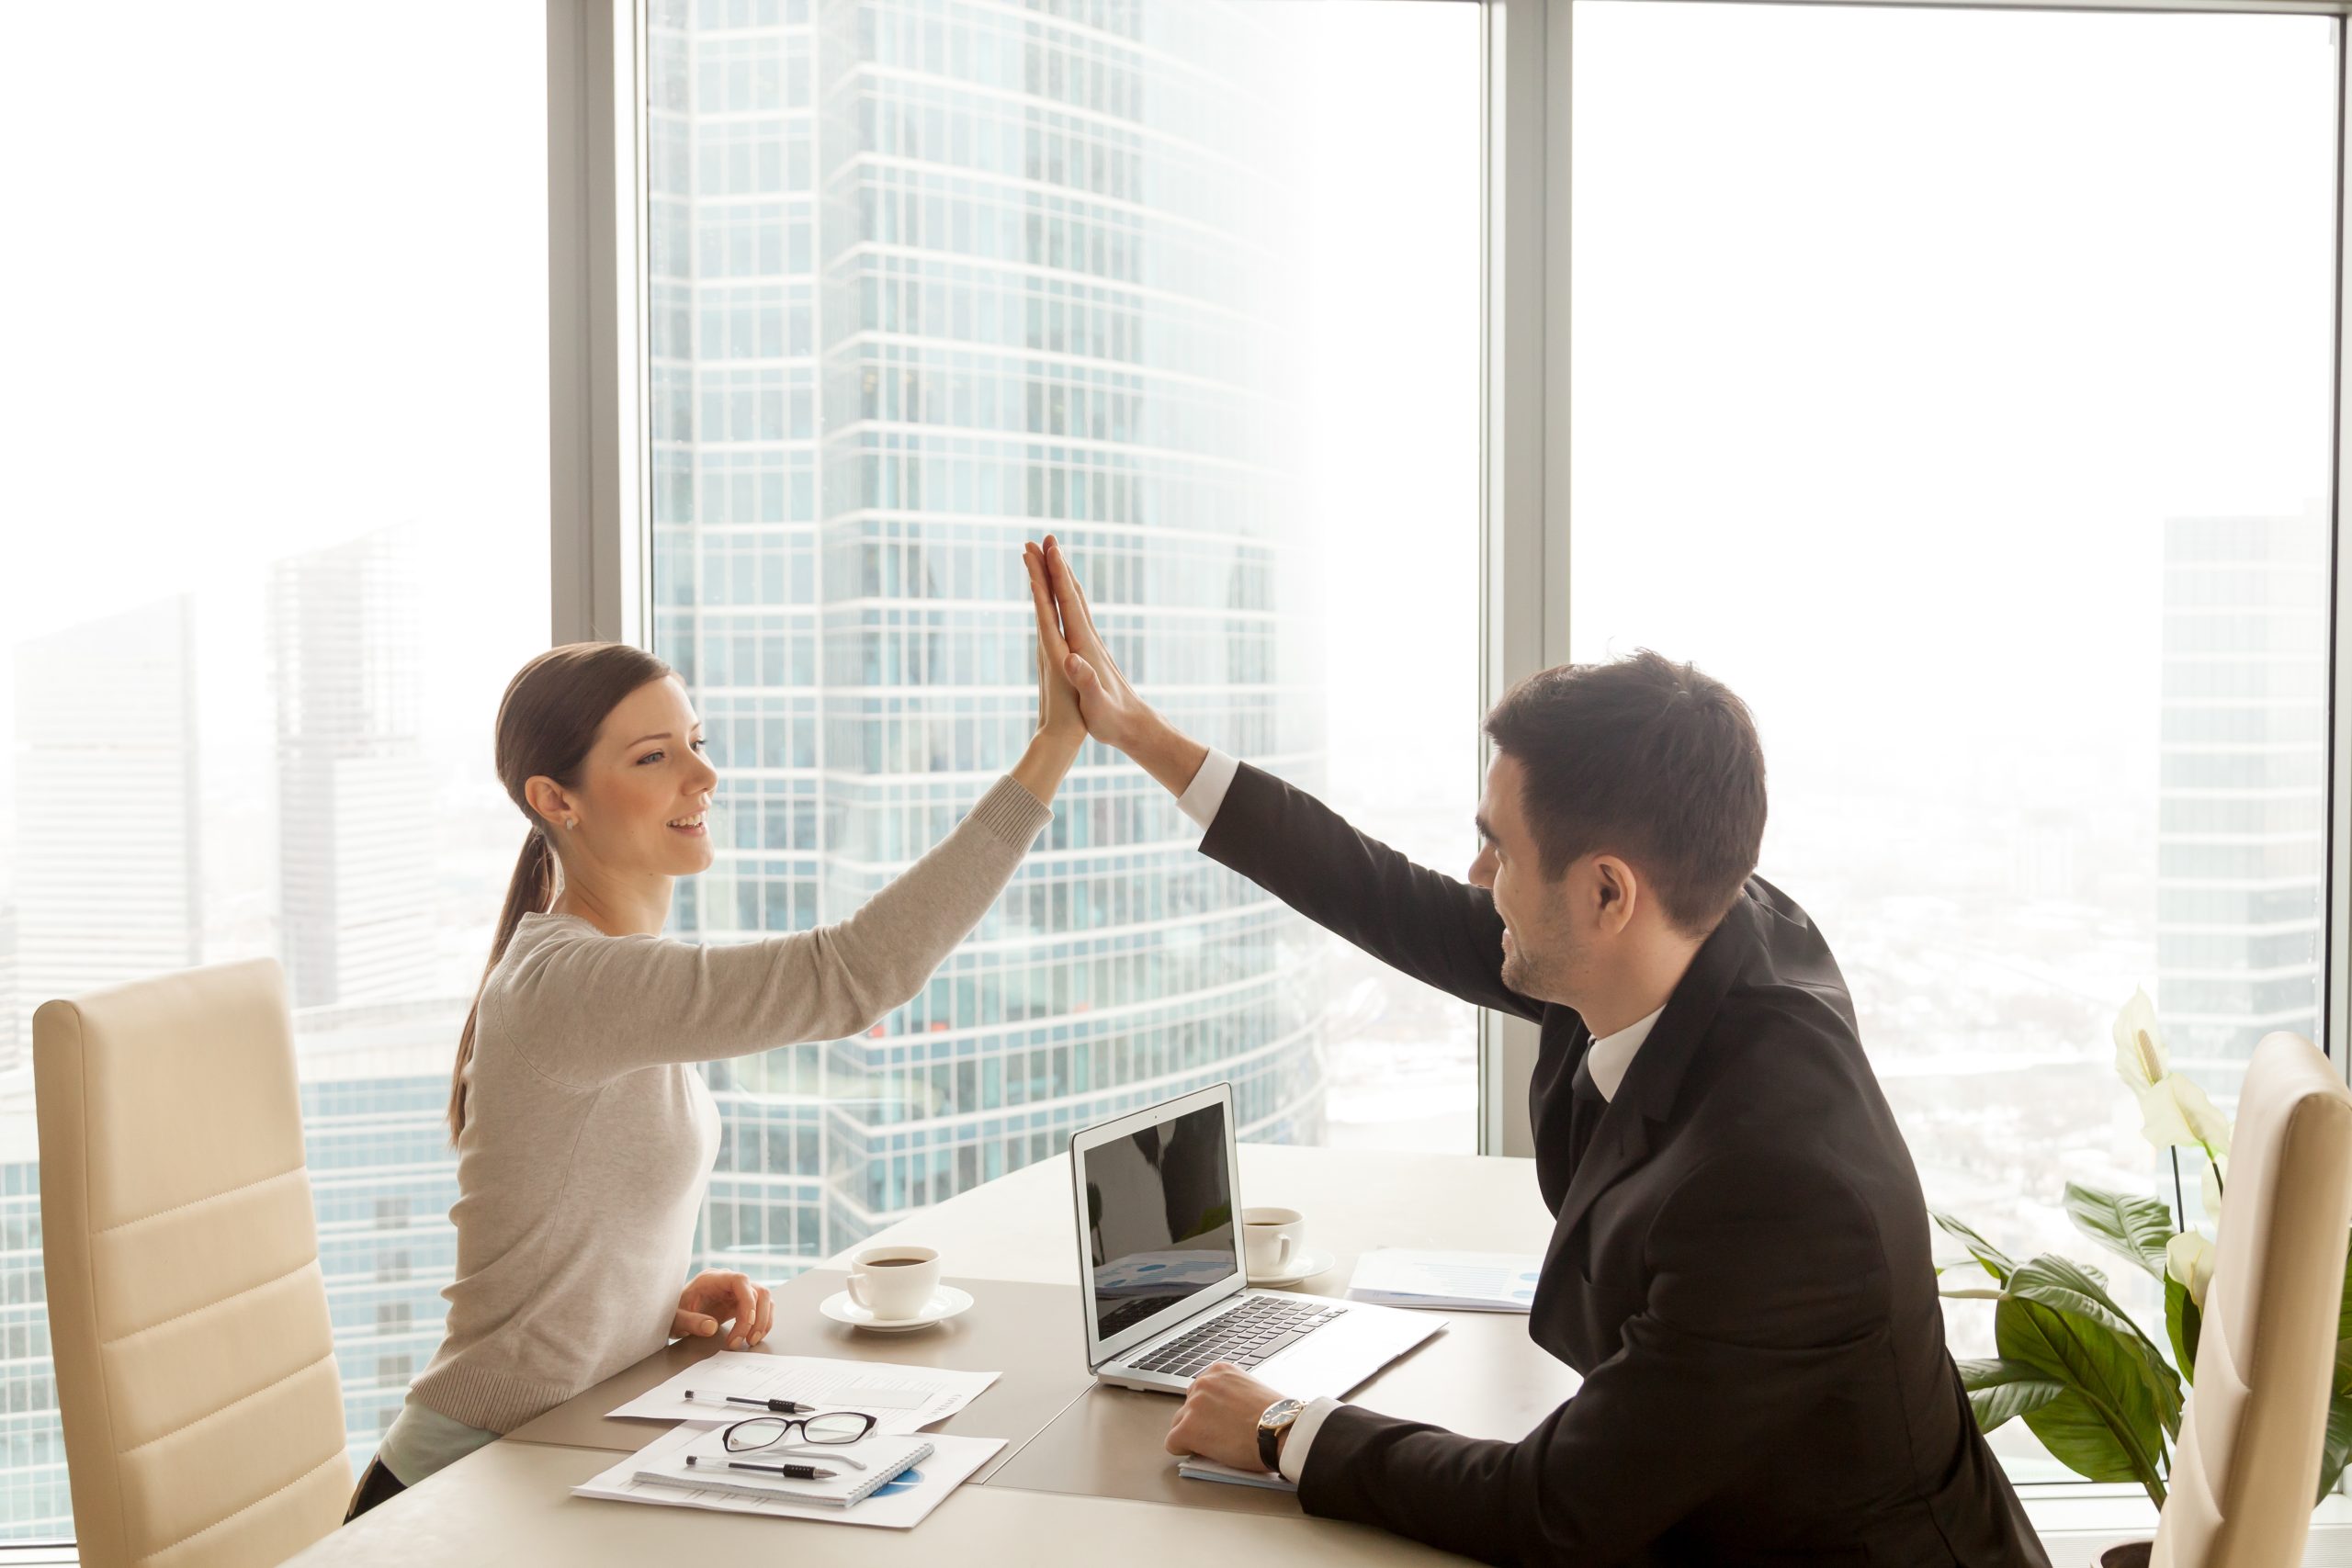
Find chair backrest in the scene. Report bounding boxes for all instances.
[33,959,352,1568]
[2154,1031,2352,1568]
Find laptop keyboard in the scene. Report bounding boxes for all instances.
[1129,1295,1349,1378]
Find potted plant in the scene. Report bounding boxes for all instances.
[1932,990,2352,1565]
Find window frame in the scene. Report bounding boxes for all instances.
[547,0,2352,1154]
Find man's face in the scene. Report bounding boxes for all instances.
[1467,752,1582,1002]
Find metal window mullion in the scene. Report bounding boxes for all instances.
[1479,0,1565,1157]
[548,0,650,651]
[2328,13,2352,1082]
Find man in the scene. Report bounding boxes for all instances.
[1037,540,2049,1566]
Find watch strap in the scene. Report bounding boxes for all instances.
[1256,1396,1306,1472]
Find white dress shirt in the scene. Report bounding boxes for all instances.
[1172,749,1668,1483]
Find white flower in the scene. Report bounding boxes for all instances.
[2201,1156,2227,1219]
[2113,987,2170,1089]
[2166,1230,2217,1307]
[2113,989,2233,1156]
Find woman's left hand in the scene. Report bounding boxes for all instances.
[673,1269,773,1350]
[1026,535,1086,743]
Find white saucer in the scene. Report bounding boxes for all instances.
[819,1284,973,1332]
[1248,1249,1336,1289]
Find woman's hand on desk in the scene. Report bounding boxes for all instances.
[672,1269,773,1351]
[1166,1362,1288,1473]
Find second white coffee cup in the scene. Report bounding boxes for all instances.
[1242,1206,1306,1275]
[846,1244,942,1319]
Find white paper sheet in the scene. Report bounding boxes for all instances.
[605,1351,1000,1432]
[1345,1249,1542,1312]
[573,1421,1001,1529]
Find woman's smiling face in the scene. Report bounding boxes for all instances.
[540,675,719,878]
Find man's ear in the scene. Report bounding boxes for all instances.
[1592,856,1639,934]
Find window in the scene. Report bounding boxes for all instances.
[1569,1,2335,1481]
[0,3,548,1538]
[645,0,1482,1280]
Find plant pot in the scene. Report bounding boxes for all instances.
[2098,1542,2153,1568]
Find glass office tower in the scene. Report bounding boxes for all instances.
[648,0,1326,1277]
[271,526,436,1010]
[2154,511,2329,1098]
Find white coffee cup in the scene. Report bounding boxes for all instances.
[1242,1207,1306,1276]
[845,1245,942,1319]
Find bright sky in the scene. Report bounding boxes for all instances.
[0,1,1482,898]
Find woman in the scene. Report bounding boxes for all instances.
[345,540,1086,1521]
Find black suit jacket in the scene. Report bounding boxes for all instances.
[1200,762,2049,1568]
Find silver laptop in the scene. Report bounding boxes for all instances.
[1069,1081,1442,1396]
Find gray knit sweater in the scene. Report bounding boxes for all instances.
[408,775,1053,1433]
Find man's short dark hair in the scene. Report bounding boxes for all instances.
[1483,650,1767,935]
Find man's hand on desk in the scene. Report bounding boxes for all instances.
[1165,1363,1288,1473]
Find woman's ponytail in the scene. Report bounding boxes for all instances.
[448,829,557,1141]
[449,640,673,1145]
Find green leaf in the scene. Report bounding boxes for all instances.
[2338,1238,2352,1348]
[2007,1255,2185,1438]
[1997,1266,2171,1509]
[1932,1211,2017,1286]
[2064,1182,2176,1280]
[1957,1357,2067,1432]
[2165,1274,2201,1386]
[2321,1392,2352,1506]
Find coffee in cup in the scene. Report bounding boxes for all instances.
[846,1245,942,1319]
[1242,1207,1306,1276]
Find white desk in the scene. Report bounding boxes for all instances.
[290,1144,2350,1565]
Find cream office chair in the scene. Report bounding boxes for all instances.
[34,959,352,1568]
[2150,1031,2352,1568]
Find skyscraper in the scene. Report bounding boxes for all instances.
[271,525,435,1009]
[2155,511,2329,1098]
[0,906,19,1076]
[10,596,202,1032]
[648,0,1326,1277]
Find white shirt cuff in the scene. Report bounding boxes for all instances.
[1174,747,1241,831]
[1276,1395,1343,1484]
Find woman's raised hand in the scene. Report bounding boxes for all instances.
[1025,538,1085,743]
[1040,536,1156,754]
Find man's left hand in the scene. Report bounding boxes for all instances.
[1164,1363,1288,1472]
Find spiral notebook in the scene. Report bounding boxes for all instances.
[634,1426,932,1507]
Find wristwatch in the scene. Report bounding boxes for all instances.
[1256,1396,1308,1473]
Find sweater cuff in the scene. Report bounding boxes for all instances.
[1278,1395,1344,1483]
[974,774,1057,845]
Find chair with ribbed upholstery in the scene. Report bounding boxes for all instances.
[2149,1031,2352,1568]
[34,958,352,1568]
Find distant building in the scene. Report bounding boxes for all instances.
[647,0,1326,1280]
[2155,512,2329,1096]
[10,596,201,1032]
[0,906,19,1076]
[271,526,435,1008]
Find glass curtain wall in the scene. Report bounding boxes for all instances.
[643,0,1482,1283]
[0,3,548,1536]
[1568,0,2338,1480]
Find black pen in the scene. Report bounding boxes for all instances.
[686,1455,835,1481]
[682,1389,816,1415]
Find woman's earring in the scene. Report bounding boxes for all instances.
[564,818,576,830]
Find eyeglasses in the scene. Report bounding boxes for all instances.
[723,1412,877,1451]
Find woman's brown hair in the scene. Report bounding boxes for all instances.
[448,641,675,1141]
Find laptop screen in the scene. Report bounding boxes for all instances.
[1079,1098,1238,1344]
